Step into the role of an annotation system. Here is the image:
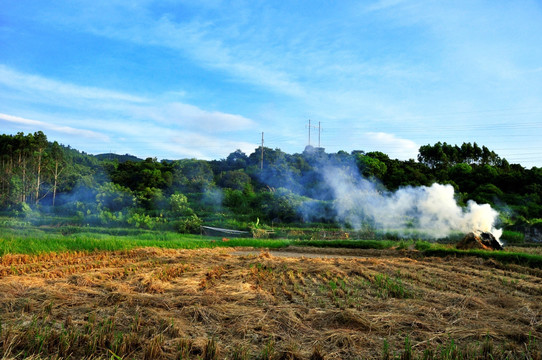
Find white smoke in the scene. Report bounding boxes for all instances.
[323,165,502,240]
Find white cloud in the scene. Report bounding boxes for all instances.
[158,131,257,160]
[137,102,256,132]
[0,113,109,141]
[364,132,419,160]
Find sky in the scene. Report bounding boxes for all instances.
[1,0,542,167]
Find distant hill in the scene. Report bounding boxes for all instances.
[93,153,143,163]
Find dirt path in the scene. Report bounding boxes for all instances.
[232,247,369,259]
[233,245,404,258]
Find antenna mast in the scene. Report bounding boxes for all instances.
[306,119,321,147]
[318,121,321,148]
[308,119,311,146]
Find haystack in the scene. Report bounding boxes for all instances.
[456,231,503,251]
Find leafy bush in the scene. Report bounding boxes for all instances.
[98,210,125,225]
[168,193,194,216]
[11,202,33,217]
[127,212,166,229]
[176,214,203,234]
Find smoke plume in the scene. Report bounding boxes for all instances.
[322,165,502,240]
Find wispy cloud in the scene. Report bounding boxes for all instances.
[158,131,257,160]
[111,16,307,98]
[0,65,147,103]
[364,0,410,13]
[0,113,109,140]
[134,102,256,133]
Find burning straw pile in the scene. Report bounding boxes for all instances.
[457,230,504,251]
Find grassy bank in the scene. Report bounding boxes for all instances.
[0,227,291,255]
[2,225,542,269]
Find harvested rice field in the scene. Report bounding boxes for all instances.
[0,247,541,359]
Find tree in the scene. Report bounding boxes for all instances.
[96,182,135,212]
[471,183,504,205]
[217,170,253,191]
[49,141,67,206]
[32,131,48,205]
[225,150,248,170]
[172,159,214,193]
[357,155,387,180]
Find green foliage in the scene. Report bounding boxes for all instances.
[414,240,433,251]
[127,212,165,229]
[175,214,203,234]
[224,188,253,215]
[96,182,135,212]
[11,202,33,217]
[357,154,387,180]
[471,183,504,205]
[98,210,125,225]
[136,187,165,210]
[172,159,214,193]
[168,193,194,216]
[420,246,542,269]
[501,230,524,244]
[0,224,291,255]
[4,131,542,231]
[217,169,252,191]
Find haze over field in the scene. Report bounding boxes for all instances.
[1,1,542,166]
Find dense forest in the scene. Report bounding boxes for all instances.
[1,131,541,235]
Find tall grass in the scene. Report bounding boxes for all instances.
[501,230,525,244]
[0,227,290,255]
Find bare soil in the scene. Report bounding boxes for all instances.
[0,247,541,359]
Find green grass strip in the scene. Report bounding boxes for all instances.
[420,246,542,269]
[0,229,292,256]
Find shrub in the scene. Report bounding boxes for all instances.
[98,210,125,225]
[127,212,166,229]
[11,202,33,217]
[176,215,203,234]
[169,193,194,216]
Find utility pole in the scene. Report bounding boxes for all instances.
[308,119,311,146]
[318,121,321,148]
[306,119,320,147]
[260,132,264,171]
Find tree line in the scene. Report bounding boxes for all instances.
[1,132,541,230]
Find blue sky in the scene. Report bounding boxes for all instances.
[1,1,542,167]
